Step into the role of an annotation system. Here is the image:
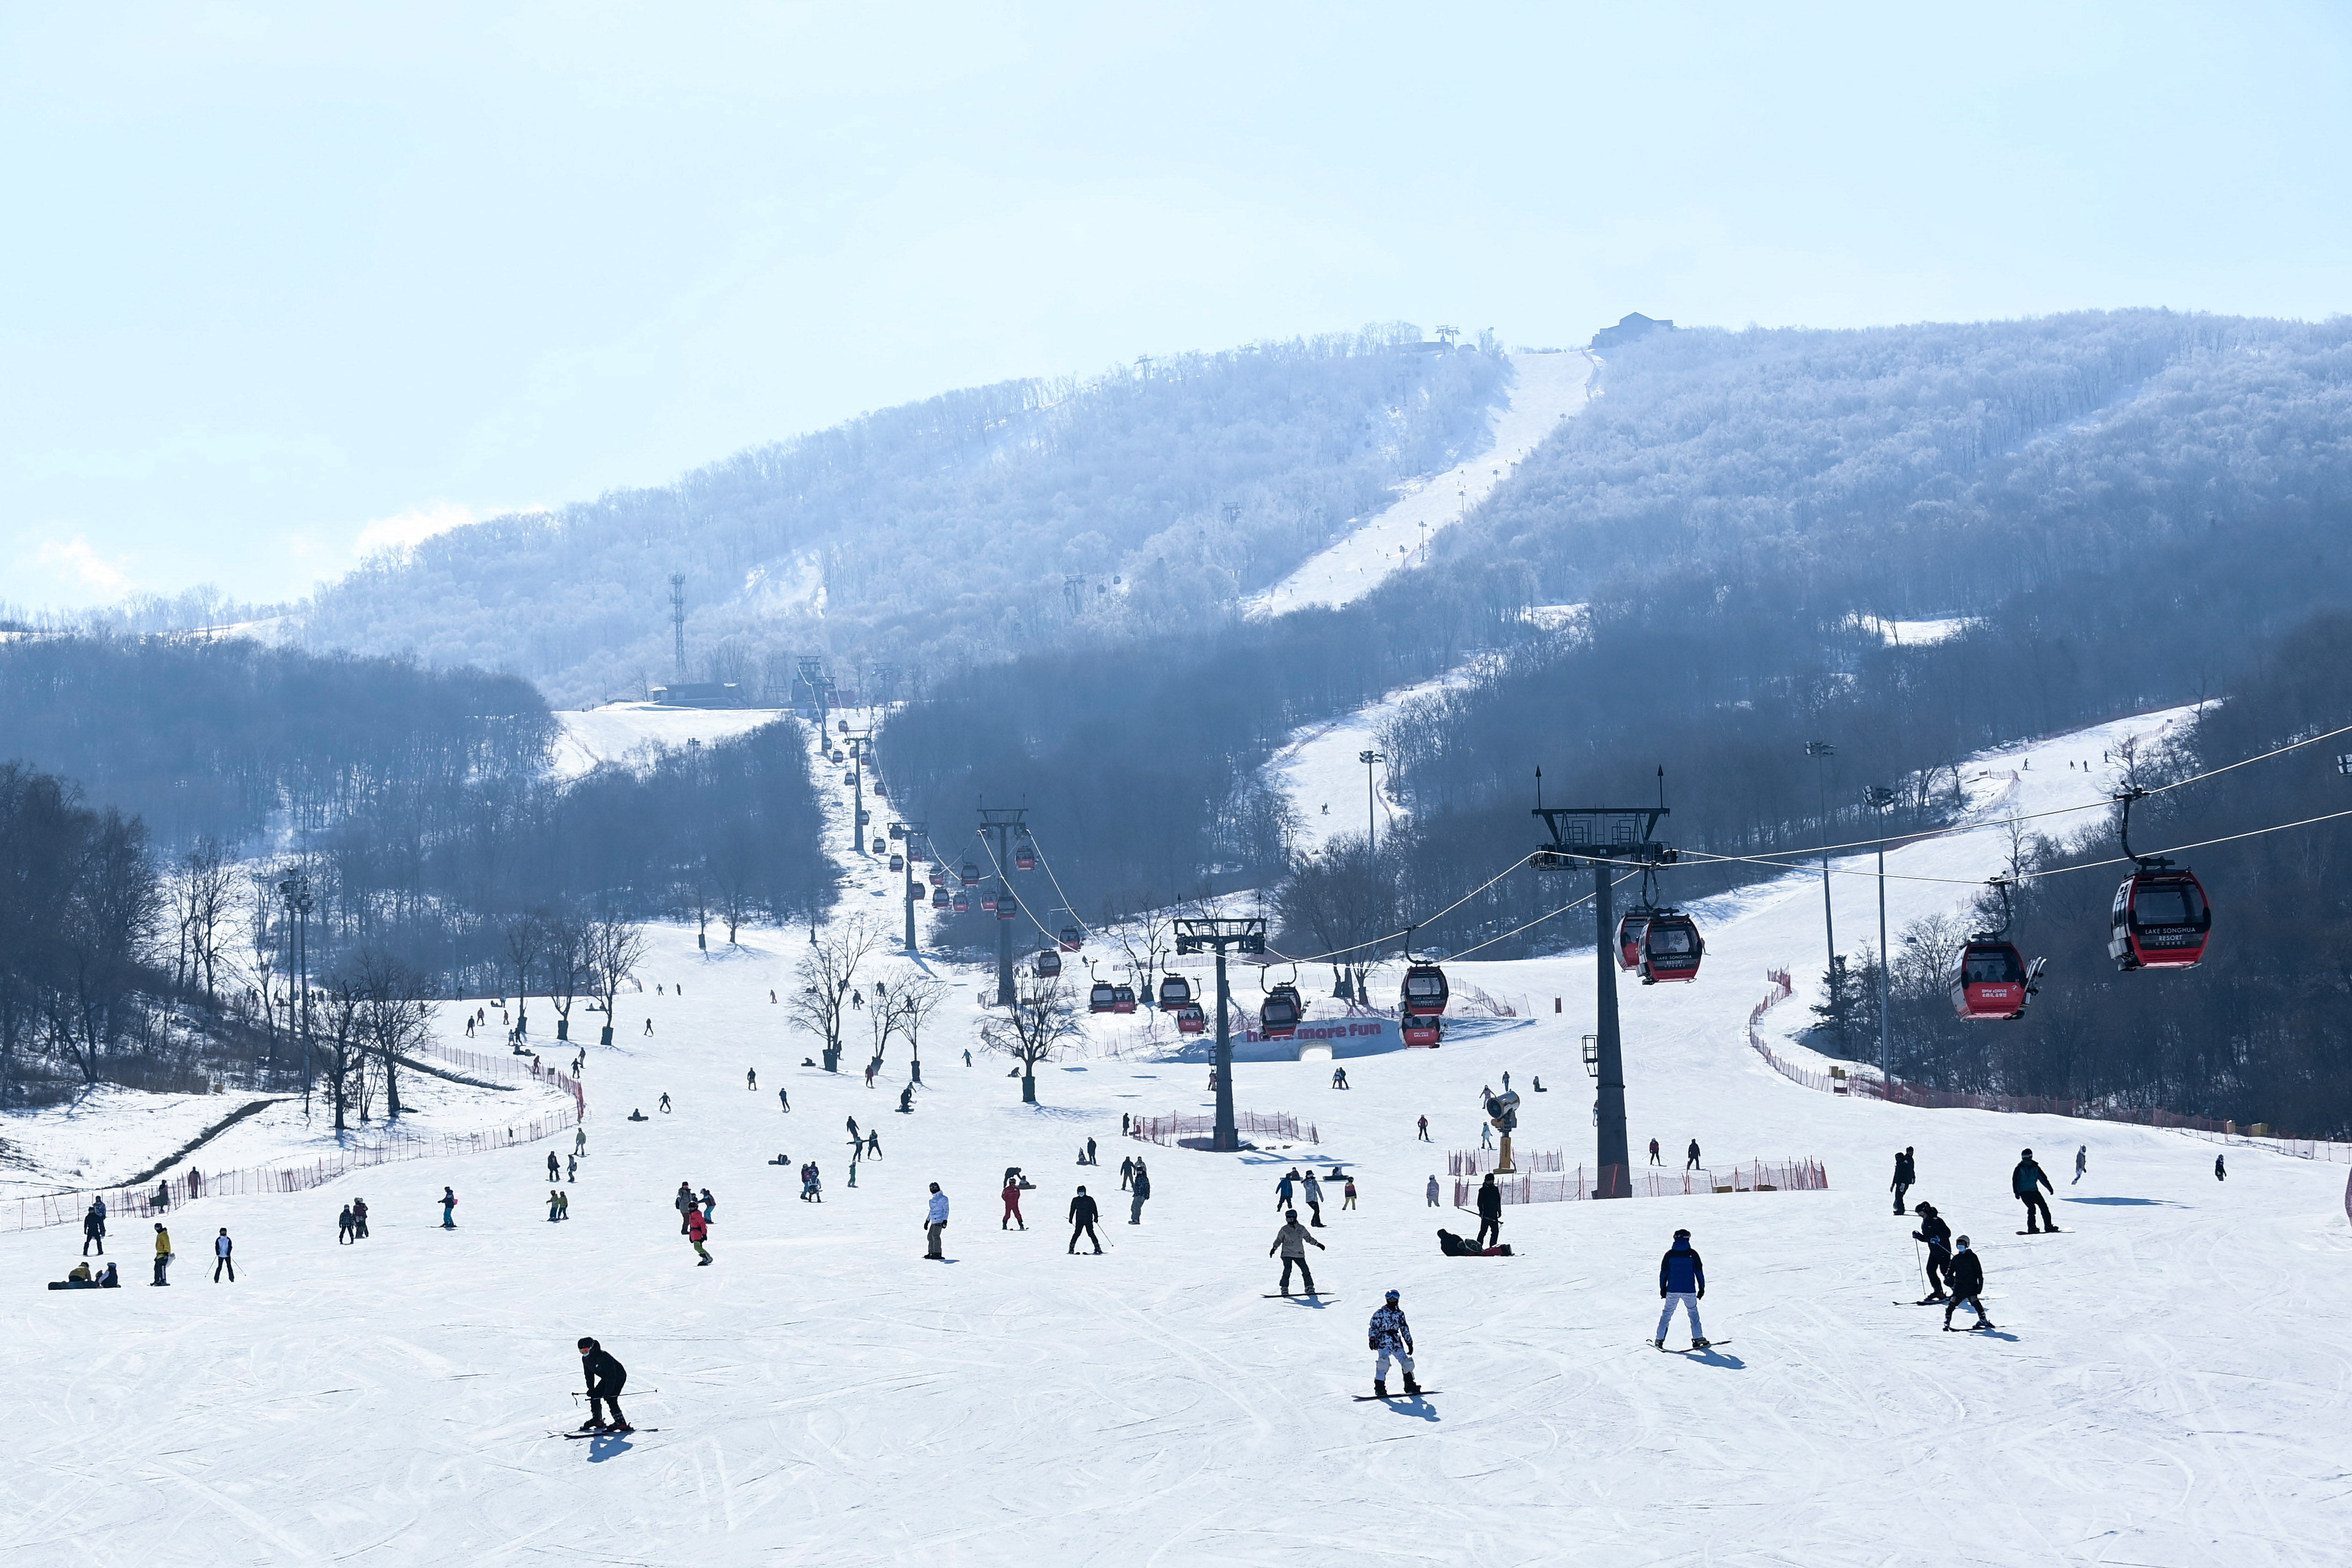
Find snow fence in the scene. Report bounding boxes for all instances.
[6,1049,583,1234]
[1128,1111,1316,1147]
[1455,1159,1829,1207]
[1449,1148,1567,1176]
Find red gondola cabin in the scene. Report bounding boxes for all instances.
[2109,869,2210,971]
[1399,964,1449,1018]
[1637,913,1704,985]
[1260,985,1302,1039]
[1950,941,2035,1021]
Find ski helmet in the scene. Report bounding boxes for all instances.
[1673,1228,1690,1240]
[578,1337,598,1351]
[1384,1289,1400,1301]
[1955,1235,1971,1248]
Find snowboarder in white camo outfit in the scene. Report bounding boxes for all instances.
[1369,1289,1420,1397]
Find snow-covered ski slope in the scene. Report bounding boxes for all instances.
[0,1060,574,1211]
[1263,665,1474,856]
[551,702,787,781]
[8,705,2351,1568]
[1246,350,1594,619]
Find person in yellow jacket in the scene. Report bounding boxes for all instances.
[152,1222,174,1286]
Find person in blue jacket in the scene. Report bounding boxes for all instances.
[1654,1227,1709,1349]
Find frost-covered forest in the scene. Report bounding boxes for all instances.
[0,638,832,1106]
[1862,611,2352,1134]
[299,327,1508,705]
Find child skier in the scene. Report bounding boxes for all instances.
[1942,1237,1995,1330]
[1368,1289,1420,1397]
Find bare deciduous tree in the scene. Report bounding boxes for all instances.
[785,917,886,1073]
[589,914,647,1045]
[978,976,1084,1105]
[503,909,546,1037]
[357,951,431,1122]
[544,911,593,1044]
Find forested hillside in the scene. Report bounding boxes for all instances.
[301,328,1508,704]
[0,638,831,1061]
[1873,610,2352,1135]
[887,316,2347,904]
[1352,310,2352,946]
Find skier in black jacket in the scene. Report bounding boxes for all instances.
[1890,1147,1916,1215]
[1067,1187,1103,1254]
[576,1337,632,1431]
[2012,1149,2058,1233]
[1942,1239,1995,1331]
[1911,1201,1952,1302]
[1474,1174,1503,1250]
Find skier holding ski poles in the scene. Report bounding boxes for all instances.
[1911,1202,1952,1303]
[576,1338,633,1432]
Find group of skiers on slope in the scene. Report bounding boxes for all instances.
[1896,1144,2076,1333]
[1272,1167,1354,1226]
[56,1212,235,1288]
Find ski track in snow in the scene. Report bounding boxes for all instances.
[6,704,2351,1566]
[1246,351,1595,620]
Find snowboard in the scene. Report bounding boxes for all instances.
[558,1428,658,1438]
[1645,1339,1731,1351]
[1264,1294,1337,1301]
[1352,1391,1439,1400]
[2015,1229,2063,1235]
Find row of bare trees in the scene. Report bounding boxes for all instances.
[495,907,647,1045]
[781,917,948,1077]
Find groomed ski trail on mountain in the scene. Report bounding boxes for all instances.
[5,706,2349,1567]
[1246,350,1594,619]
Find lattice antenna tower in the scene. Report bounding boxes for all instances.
[668,574,688,679]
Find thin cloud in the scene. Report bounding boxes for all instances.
[353,500,480,558]
[35,535,133,593]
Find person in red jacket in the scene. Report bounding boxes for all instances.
[685,1205,713,1265]
[1001,1175,1026,1231]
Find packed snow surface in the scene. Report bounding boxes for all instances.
[551,702,788,781]
[7,703,2349,1567]
[1246,351,1594,619]
[1264,665,1485,856]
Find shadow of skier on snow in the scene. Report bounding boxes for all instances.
[2064,1197,2180,1206]
[582,1432,638,1462]
[1375,1394,1441,1423]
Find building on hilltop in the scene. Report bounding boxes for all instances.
[650,681,744,709]
[1590,312,1675,352]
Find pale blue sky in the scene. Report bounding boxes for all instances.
[5,2,2348,610]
